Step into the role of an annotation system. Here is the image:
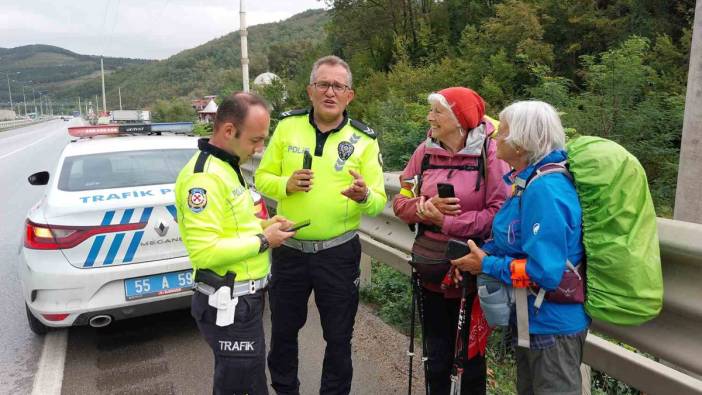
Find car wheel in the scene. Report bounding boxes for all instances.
[26,304,49,335]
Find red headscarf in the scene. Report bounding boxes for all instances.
[437,87,486,131]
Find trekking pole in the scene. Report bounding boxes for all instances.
[414,272,430,394]
[449,273,471,395]
[407,269,417,395]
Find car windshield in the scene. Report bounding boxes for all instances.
[58,149,196,191]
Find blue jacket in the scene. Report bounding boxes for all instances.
[481,149,590,335]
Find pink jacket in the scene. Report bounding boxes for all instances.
[393,120,510,242]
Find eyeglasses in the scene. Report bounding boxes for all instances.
[312,81,350,94]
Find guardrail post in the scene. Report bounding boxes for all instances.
[581,364,591,395]
[360,253,372,288]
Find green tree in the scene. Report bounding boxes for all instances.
[150,98,196,122]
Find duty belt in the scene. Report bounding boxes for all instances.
[283,230,357,254]
[195,275,269,297]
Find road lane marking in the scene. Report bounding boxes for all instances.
[31,330,68,395]
[0,130,61,160]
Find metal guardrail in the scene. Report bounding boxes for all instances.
[241,156,702,395]
[0,117,54,131]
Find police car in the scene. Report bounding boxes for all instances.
[20,122,268,334]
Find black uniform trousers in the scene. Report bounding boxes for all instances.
[192,289,268,395]
[421,288,487,395]
[267,236,362,395]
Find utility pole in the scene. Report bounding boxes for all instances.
[675,1,702,223]
[39,94,43,116]
[240,0,249,92]
[118,87,123,110]
[22,86,27,116]
[32,88,37,118]
[100,57,107,114]
[6,73,13,112]
[78,97,82,115]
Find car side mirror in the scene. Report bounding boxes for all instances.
[28,171,50,186]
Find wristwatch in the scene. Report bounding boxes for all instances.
[358,187,371,204]
[256,233,270,253]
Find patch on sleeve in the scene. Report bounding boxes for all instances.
[532,223,541,235]
[187,188,208,213]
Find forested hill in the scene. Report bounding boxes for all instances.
[312,0,693,216]
[0,44,151,103]
[52,9,329,109]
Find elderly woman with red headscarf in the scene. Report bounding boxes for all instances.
[393,87,510,394]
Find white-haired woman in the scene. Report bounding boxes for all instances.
[451,101,589,395]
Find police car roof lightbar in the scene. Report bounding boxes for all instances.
[68,122,194,138]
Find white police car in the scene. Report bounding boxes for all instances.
[20,123,268,334]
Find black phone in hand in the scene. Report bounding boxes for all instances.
[437,182,455,198]
[287,219,311,232]
[303,150,313,170]
[445,239,470,260]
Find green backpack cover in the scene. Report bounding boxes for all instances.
[566,136,663,325]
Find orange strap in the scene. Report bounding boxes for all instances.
[510,259,531,288]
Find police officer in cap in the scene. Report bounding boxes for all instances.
[256,55,387,395]
[175,92,295,395]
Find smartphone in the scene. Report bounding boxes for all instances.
[445,239,471,260]
[287,219,311,232]
[303,150,313,170]
[437,182,455,198]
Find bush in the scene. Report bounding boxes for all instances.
[193,122,212,136]
[150,98,196,123]
[359,261,414,333]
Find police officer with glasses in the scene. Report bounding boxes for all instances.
[256,55,387,395]
[175,92,295,395]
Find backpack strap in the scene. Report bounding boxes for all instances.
[516,161,571,206]
[476,135,490,191]
[525,161,572,189]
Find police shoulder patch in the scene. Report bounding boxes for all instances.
[187,188,208,213]
[279,108,309,119]
[349,119,377,139]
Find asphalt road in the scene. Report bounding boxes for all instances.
[0,120,423,394]
[0,119,73,394]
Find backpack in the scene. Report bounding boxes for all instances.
[479,136,663,328]
[566,136,663,325]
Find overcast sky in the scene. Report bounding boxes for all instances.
[0,0,326,59]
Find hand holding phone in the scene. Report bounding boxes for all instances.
[303,150,313,170]
[445,239,471,260]
[437,182,455,198]
[432,183,460,216]
[286,219,311,232]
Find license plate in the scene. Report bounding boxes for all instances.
[124,270,193,301]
